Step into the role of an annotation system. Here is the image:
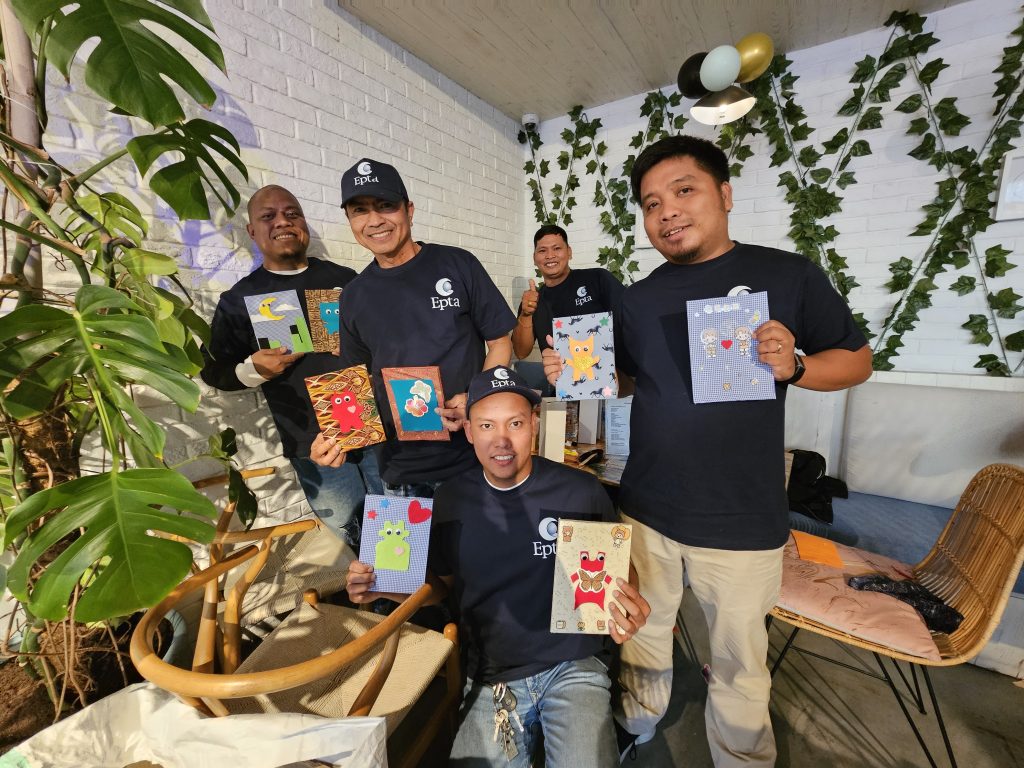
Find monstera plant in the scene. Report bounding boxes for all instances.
[0,0,250,710]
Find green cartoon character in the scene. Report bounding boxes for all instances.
[375,520,411,571]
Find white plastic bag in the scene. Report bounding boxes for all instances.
[0,683,387,768]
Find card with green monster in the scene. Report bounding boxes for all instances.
[358,494,432,594]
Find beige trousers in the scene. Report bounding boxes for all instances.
[617,514,784,767]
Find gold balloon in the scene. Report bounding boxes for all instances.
[736,32,774,83]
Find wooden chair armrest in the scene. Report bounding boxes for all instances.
[348,631,402,716]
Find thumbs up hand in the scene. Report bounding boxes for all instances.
[520,279,540,317]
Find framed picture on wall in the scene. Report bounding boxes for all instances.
[995,148,1024,221]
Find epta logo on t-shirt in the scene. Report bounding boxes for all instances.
[432,277,461,310]
[532,515,559,559]
[575,285,592,307]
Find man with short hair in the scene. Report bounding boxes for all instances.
[544,135,872,765]
[310,159,515,497]
[512,224,625,360]
[346,366,651,767]
[201,185,381,544]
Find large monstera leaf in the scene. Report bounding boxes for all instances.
[1,468,217,622]
[11,0,224,127]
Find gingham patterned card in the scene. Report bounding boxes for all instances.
[359,494,432,594]
[686,291,776,404]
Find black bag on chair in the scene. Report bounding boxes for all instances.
[787,449,848,525]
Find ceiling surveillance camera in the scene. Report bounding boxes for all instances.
[522,113,538,131]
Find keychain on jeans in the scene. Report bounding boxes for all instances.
[492,682,522,760]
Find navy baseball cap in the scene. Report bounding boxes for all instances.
[340,158,408,208]
[466,366,542,415]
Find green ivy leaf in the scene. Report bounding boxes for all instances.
[836,171,856,189]
[973,354,1011,376]
[858,107,884,130]
[918,58,950,88]
[851,55,878,83]
[798,146,822,167]
[989,288,1023,318]
[849,140,872,157]
[1005,330,1024,352]
[870,63,907,102]
[886,257,915,292]
[985,245,1014,277]
[933,97,970,136]
[895,94,922,114]
[949,276,977,295]
[909,133,936,160]
[809,168,831,184]
[907,117,930,135]
[838,86,864,116]
[822,128,849,155]
[790,123,814,142]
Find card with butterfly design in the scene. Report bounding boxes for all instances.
[550,519,632,635]
[380,366,450,441]
[686,291,776,404]
[304,288,341,354]
[304,364,386,450]
[359,494,432,594]
[552,311,617,400]
[244,289,314,353]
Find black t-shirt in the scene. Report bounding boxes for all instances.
[616,243,867,550]
[524,268,624,350]
[338,243,516,485]
[430,458,615,684]
[200,258,358,458]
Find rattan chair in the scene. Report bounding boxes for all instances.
[131,486,460,768]
[769,463,1024,768]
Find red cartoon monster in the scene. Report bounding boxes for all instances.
[330,390,365,432]
[570,551,612,610]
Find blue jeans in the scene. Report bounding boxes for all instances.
[289,452,382,546]
[383,479,443,498]
[449,656,617,768]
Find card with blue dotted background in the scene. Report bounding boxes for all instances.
[359,494,432,594]
[686,291,777,404]
[553,311,618,400]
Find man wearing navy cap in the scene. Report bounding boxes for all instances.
[346,366,650,767]
[310,158,515,498]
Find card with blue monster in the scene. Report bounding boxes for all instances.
[304,288,341,354]
[359,494,432,594]
[553,311,617,400]
[244,289,313,353]
[686,290,776,404]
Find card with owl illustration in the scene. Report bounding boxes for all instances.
[244,289,314,353]
[552,311,618,400]
[686,291,776,404]
[304,288,341,354]
[380,366,450,442]
[304,364,387,450]
[550,519,632,635]
[359,494,432,594]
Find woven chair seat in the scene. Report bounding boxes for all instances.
[228,602,454,735]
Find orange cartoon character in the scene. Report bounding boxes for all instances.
[330,389,365,432]
[570,550,612,610]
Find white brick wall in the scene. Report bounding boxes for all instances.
[522,0,1023,378]
[39,0,523,519]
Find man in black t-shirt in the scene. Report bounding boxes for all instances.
[201,185,382,545]
[544,137,872,765]
[345,367,650,767]
[310,159,515,498]
[512,224,625,359]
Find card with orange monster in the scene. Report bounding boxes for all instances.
[304,364,386,450]
[552,311,617,400]
[550,519,632,635]
[380,366,449,442]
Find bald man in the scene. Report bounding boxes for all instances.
[201,185,382,544]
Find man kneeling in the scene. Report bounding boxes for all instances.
[347,366,650,766]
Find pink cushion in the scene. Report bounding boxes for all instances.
[776,534,941,661]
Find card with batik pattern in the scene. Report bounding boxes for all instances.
[359,494,432,594]
[304,288,341,354]
[304,365,386,451]
[550,519,632,635]
[244,289,314,353]
[553,311,617,400]
[380,366,449,442]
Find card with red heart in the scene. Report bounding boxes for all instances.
[304,365,387,450]
[359,494,433,594]
[686,291,777,404]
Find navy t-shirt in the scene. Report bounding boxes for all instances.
[525,268,624,350]
[338,243,516,485]
[616,242,867,550]
[200,258,358,458]
[430,457,615,683]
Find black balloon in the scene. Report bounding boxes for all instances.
[678,52,710,99]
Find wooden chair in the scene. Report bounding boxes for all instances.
[131,485,460,768]
[769,463,1024,768]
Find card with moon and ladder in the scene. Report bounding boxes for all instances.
[244,289,314,353]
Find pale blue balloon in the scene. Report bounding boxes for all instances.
[699,45,742,92]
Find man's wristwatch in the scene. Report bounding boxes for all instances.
[779,354,805,385]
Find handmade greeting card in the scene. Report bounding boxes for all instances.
[244,289,314,353]
[380,366,449,442]
[304,288,341,354]
[359,494,432,594]
[304,365,386,450]
[552,311,617,400]
[686,291,776,404]
[550,519,632,635]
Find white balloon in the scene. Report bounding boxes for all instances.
[700,45,742,92]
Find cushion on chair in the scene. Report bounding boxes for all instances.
[776,534,942,661]
[227,602,454,734]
